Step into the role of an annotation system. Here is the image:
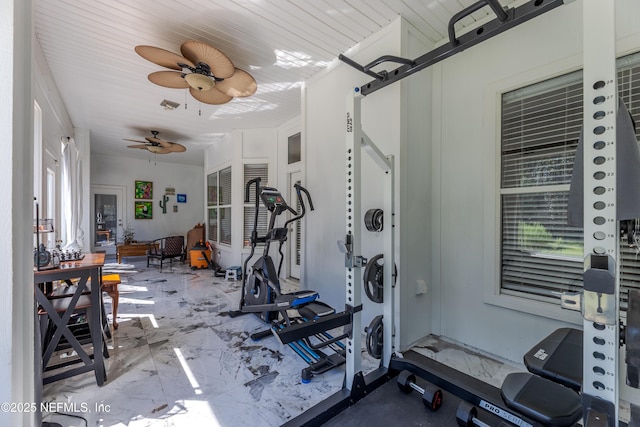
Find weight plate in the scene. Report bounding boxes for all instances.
[363,254,397,303]
[364,208,384,232]
[365,315,384,359]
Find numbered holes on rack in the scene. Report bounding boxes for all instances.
[593,80,606,90]
[594,140,606,150]
[593,111,606,120]
[594,96,606,105]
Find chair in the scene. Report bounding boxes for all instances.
[101,274,120,329]
[147,236,185,270]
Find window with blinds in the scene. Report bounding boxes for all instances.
[500,51,640,309]
[243,164,268,247]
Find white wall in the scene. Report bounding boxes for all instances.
[433,0,640,362]
[2,0,35,425]
[91,154,204,242]
[303,17,434,348]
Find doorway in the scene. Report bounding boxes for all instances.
[288,171,302,279]
[90,185,125,255]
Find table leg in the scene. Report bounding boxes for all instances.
[90,268,106,386]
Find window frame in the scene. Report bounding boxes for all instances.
[206,165,232,247]
[490,51,640,320]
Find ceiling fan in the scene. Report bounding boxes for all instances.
[135,40,257,105]
[124,130,186,154]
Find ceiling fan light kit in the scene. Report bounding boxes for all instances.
[135,40,257,106]
[184,73,214,91]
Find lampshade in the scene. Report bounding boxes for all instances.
[147,145,165,153]
[184,73,214,91]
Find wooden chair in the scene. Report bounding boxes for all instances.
[147,236,185,270]
[101,274,120,329]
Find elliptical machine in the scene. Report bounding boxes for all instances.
[230,178,349,382]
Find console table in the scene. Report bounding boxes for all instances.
[116,242,157,263]
[34,253,106,386]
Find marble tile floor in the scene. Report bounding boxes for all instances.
[40,258,552,427]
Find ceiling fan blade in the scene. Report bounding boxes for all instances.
[166,143,187,153]
[124,138,148,144]
[180,40,235,79]
[216,68,257,97]
[127,144,151,149]
[135,45,194,70]
[189,86,233,105]
[148,71,189,89]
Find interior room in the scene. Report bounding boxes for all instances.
[4,0,640,426]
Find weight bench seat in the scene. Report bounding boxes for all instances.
[501,372,582,426]
[523,327,582,391]
[297,301,335,320]
[274,290,319,309]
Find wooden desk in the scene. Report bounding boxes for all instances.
[116,242,157,263]
[34,253,106,386]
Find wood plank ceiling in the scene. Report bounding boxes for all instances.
[33,0,517,165]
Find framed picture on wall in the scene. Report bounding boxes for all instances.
[135,180,153,199]
[177,194,187,203]
[135,201,153,219]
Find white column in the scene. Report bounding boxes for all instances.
[582,1,619,424]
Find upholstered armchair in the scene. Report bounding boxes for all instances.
[147,236,185,270]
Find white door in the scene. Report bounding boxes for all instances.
[90,185,125,255]
[288,171,302,279]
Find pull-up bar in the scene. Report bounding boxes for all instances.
[339,0,567,96]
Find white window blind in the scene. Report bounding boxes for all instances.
[501,51,640,308]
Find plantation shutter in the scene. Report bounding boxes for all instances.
[243,164,268,246]
[219,166,232,245]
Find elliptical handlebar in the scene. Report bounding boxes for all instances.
[245,177,261,204]
[285,183,314,227]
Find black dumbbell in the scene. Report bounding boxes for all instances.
[456,401,511,427]
[396,370,443,411]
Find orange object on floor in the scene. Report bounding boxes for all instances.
[190,248,211,269]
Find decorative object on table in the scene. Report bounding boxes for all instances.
[135,201,153,219]
[159,194,169,214]
[134,180,153,199]
[135,40,257,111]
[177,194,187,203]
[125,131,186,155]
[33,200,56,271]
[122,224,135,244]
[96,211,105,230]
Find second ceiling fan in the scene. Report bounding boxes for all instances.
[135,40,257,105]
[125,130,186,154]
